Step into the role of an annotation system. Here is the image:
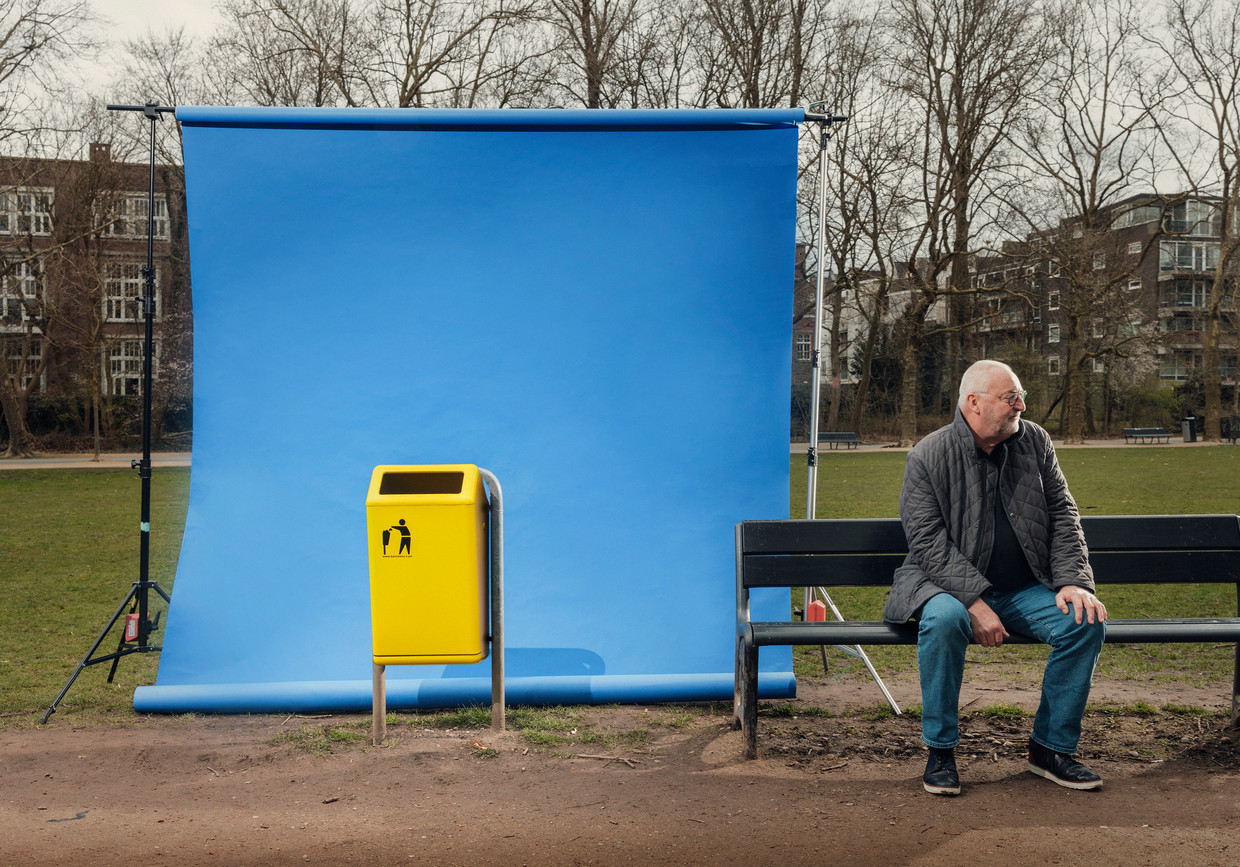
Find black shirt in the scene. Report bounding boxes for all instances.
[981,441,1037,594]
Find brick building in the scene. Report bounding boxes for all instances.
[0,143,189,451]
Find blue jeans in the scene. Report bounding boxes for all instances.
[917,583,1105,754]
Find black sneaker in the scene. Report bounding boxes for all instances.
[923,747,960,796]
[1027,741,1103,790]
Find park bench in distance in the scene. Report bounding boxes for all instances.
[1123,427,1171,444]
[817,431,861,449]
[734,514,1240,759]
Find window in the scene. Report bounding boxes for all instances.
[1160,356,1190,381]
[1048,356,1061,375]
[1160,239,1220,272]
[1092,357,1106,373]
[0,260,40,325]
[0,188,53,236]
[103,261,157,322]
[1048,292,1060,310]
[1162,314,1204,333]
[794,332,811,362]
[98,194,169,240]
[1048,324,1060,343]
[1161,278,1208,307]
[1093,254,1106,270]
[1166,199,1220,236]
[1128,242,1142,255]
[1220,356,1237,383]
[4,336,42,390]
[107,338,157,396]
[1112,204,1161,228]
[1128,278,1142,292]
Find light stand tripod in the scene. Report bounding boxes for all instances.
[41,103,177,724]
[801,104,899,715]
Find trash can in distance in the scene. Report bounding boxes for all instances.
[1183,416,1197,443]
[366,464,489,666]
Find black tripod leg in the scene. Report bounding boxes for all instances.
[40,584,140,724]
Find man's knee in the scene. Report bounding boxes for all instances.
[918,594,972,645]
[1054,613,1106,653]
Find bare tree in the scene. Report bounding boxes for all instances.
[0,0,96,456]
[0,248,51,457]
[541,0,641,107]
[211,0,539,109]
[0,0,97,143]
[1150,0,1240,441]
[798,13,914,434]
[885,0,1049,445]
[691,0,824,109]
[211,1,342,106]
[1007,0,1158,442]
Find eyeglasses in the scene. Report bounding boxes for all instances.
[981,389,1028,407]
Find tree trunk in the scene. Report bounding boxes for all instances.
[1202,266,1226,441]
[897,318,925,447]
[0,389,35,458]
[826,284,843,432]
[851,283,889,434]
[1063,321,1086,444]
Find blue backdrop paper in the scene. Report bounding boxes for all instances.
[134,108,800,713]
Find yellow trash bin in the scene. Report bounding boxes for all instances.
[366,464,490,666]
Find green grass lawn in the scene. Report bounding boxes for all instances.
[0,468,189,723]
[2,446,1238,725]
[789,446,1240,691]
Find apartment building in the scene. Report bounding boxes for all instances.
[0,143,187,448]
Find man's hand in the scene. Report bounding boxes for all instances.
[1056,585,1107,625]
[967,597,1010,647]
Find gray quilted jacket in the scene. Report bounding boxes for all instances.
[882,410,1094,623]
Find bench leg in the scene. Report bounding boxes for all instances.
[733,634,743,729]
[737,633,759,759]
[1233,643,1239,726]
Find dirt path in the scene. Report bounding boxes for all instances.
[4,677,1238,866]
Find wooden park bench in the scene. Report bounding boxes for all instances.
[818,431,862,450]
[1123,427,1171,444]
[734,514,1240,758]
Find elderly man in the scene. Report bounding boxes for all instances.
[884,360,1107,795]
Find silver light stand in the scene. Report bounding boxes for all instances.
[802,104,899,715]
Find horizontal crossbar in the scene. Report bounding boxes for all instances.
[747,618,1240,647]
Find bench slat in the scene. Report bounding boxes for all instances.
[742,549,1240,588]
[740,519,908,555]
[739,515,1240,557]
[742,553,904,587]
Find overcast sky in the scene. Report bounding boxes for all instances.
[73,0,219,92]
[96,0,221,43]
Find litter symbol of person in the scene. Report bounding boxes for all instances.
[389,519,411,555]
